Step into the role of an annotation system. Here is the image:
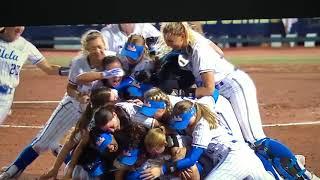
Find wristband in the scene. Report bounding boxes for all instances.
[59,66,70,76]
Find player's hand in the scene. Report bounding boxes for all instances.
[102,68,125,79]
[39,168,58,180]
[179,168,193,180]
[140,166,162,180]
[127,98,143,106]
[76,93,90,104]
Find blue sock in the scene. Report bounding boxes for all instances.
[12,145,39,171]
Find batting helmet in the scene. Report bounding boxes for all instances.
[157,52,195,94]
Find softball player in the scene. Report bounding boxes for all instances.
[140,96,273,180]
[158,22,266,145]
[0,29,109,179]
[0,26,68,125]
[39,87,118,180]
[100,23,160,55]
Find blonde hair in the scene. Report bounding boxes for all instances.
[155,22,197,58]
[144,87,172,118]
[144,126,167,148]
[126,34,151,60]
[80,29,106,55]
[173,100,218,129]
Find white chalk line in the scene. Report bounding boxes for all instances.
[13,101,270,105]
[8,101,320,128]
[13,101,60,104]
[1,120,320,129]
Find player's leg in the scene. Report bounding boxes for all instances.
[205,143,273,180]
[218,69,266,144]
[215,95,246,143]
[0,93,14,124]
[0,106,10,125]
[0,96,81,179]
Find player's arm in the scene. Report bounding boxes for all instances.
[39,131,78,179]
[67,83,81,99]
[195,71,215,98]
[180,71,215,98]
[76,68,125,85]
[64,131,90,179]
[36,58,69,76]
[140,146,204,179]
[76,71,104,84]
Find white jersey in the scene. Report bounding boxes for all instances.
[115,101,140,120]
[120,56,155,77]
[68,54,96,95]
[0,36,44,88]
[184,32,235,86]
[189,96,236,149]
[101,23,161,54]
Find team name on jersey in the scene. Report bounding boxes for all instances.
[0,48,18,61]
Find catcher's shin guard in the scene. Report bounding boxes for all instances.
[254,138,311,180]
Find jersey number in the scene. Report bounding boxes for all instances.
[10,64,21,76]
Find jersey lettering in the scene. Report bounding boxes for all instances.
[9,64,20,76]
[0,48,19,61]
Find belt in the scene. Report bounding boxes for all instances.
[215,81,224,90]
[0,84,13,95]
[215,67,239,90]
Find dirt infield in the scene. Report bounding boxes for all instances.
[0,47,319,178]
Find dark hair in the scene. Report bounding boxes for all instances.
[91,104,116,129]
[71,87,115,141]
[101,55,123,88]
[114,105,131,130]
[102,55,123,70]
[114,122,148,151]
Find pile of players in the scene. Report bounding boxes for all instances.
[0,23,318,180]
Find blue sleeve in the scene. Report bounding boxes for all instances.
[162,146,204,174]
[115,76,134,91]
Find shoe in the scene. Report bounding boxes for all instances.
[295,154,306,166]
[0,167,8,173]
[0,172,11,180]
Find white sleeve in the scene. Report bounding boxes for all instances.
[101,28,113,51]
[26,41,45,65]
[168,95,183,107]
[68,58,87,85]
[193,41,221,74]
[196,96,215,112]
[133,112,156,128]
[141,23,161,38]
[192,119,212,149]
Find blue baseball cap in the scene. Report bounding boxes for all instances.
[170,107,196,130]
[139,99,166,117]
[121,43,144,61]
[117,148,140,166]
[95,132,113,153]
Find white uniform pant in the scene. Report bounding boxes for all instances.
[218,69,266,144]
[215,95,245,143]
[31,95,83,154]
[0,90,15,124]
[205,143,274,180]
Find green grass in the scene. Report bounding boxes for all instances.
[227,56,320,65]
[46,56,73,66]
[42,55,320,67]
